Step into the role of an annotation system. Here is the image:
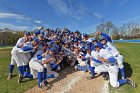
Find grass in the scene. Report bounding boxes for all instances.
[110,42,140,93]
[0,43,140,93]
[0,48,37,93]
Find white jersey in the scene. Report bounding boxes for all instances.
[31,49,44,63]
[85,53,91,59]
[90,50,102,67]
[18,41,33,53]
[86,38,92,42]
[43,54,56,69]
[98,48,115,65]
[91,50,100,60]
[12,37,33,53]
[99,49,112,59]
[104,42,120,57]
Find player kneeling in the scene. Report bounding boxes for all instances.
[88,43,136,88]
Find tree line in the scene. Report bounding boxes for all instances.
[0,22,140,46]
[96,21,140,40]
[0,31,24,46]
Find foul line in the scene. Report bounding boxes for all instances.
[102,81,109,93]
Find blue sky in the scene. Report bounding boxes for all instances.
[0,0,140,33]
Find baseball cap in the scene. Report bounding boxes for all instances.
[100,37,106,41]
[34,38,39,43]
[94,43,101,47]
[38,34,44,38]
[87,41,91,45]
[83,33,87,37]
[85,46,91,50]
[92,38,98,42]
[24,32,30,36]
[49,48,55,52]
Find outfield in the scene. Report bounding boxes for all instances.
[0,43,140,93]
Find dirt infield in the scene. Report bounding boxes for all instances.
[25,66,105,93]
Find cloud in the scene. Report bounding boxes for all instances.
[46,0,102,20]
[33,20,42,24]
[87,12,102,19]
[118,0,128,6]
[0,22,30,30]
[0,12,43,26]
[122,16,140,23]
[0,12,31,21]
[47,0,69,16]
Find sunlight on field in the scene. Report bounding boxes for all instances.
[0,43,140,93]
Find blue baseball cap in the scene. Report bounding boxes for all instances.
[100,37,106,41]
[34,38,39,43]
[24,32,30,36]
[87,41,91,45]
[83,33,87,37]
[94,43,101,47]
[85,46,91,50]
[33,31,40,35]
[81,54,86,56]
[38,34,44,38]
[92,38,98,42]
[49,48,55,52]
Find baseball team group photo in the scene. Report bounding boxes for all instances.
[0,0,140,93]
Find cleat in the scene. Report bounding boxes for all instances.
[18,74,24,83]
[38,83,43,88]
[74,65,79,71]
[89,71,91,74]
[103,73,109,80]
[126,78,137,88]
[87,75,95,80]
[84,70,88,72]
[44,81,51,87]
[7,73,12,80]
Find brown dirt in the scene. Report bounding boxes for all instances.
[25,66,104,93]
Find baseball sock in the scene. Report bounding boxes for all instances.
[87,64,91,71]
[38,72,43,86]
[9,65,14,74]
[24,73,33,78]
[91,67,95,76]
[23,65,30,72]
[43,68,47,81]
[118,79,127,86]
[120,68,125,79]
[18,66,24,75]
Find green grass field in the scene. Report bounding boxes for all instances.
[110,43,140,93]
[0,43,140,93]
[0,48,37,93]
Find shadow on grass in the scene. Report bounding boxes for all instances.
[124,62,133,78]
[118,62,133,79]
[21,78,35,83]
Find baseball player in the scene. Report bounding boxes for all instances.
[97,32,126,79]
[25,43,51,88]
[7,32,33,82]
[82,33,92,43]
[89,43,136,88]
[75,46,92,72]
